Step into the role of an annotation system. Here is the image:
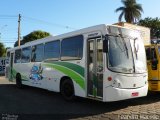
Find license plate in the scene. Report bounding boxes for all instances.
[132,92,139,97]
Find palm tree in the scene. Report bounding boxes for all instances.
[115,0,143,23]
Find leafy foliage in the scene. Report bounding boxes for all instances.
[115,0,143,23]
[0,42,6,57]
[14,30,51,47]
[138,17,160,39]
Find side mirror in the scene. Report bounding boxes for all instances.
[103,40,108,53]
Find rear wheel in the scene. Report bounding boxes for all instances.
[60,79,75,101]
[16,74,23,88]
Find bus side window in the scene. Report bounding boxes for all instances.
[151,48,157,60]
[61,35,83,60]
[15,49,21,63]
[21,47,31,63]
[7,51,10,58]
[145,47,151,60]
[44,40,60,61]
[151,48,158,70]
[6,51,10,64]
[31,46,36,62]
[31,44,44,62]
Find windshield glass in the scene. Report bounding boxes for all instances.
[107,26,147,73]
[120,27,147,73]
[130,37,147,73]
[108,35,134,73]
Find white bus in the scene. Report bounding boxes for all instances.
[6,24,148,102]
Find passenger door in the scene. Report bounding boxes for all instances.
[9,52,14,81]
[87,37,103,99]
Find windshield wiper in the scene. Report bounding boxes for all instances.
[134,38,138,59]
[119,34,129,58]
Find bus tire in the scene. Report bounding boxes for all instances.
[60,79,75,101]
[16,74,23,88]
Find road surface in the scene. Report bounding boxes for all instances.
[0,76,160,120]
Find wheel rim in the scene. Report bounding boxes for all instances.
[64,83,73,97]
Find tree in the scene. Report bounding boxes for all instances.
[138,17,160,39]
[14,30,51,47]
[115,0,143,23]
[0,42,6,57]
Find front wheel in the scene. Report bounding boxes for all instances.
[16,74,23,88]
[60,79,75,101]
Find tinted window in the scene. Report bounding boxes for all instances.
[15,49,21,63]
[21,47,31,63]
[44,40,60,60]
[6,51,10,64]
[151,48,157,60]
[61,35,83,60]
[31,44,44,62]
[145,47,151,60]
[7,51,10,58]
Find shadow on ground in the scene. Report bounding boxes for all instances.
[0,84,160,120]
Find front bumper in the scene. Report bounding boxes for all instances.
[103,85,148,102]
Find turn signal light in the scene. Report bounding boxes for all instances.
[108,77,112,81]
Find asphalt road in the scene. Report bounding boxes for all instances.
[0,76,160,120]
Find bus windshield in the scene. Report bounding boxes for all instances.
[120,27,147,73]
[130,37,147,73]
[107,34,147,73]
[108,35,134,73]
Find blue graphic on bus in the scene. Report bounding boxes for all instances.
[29,64,43,82]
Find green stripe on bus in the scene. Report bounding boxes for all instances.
[11,68,17,79]
[44,63,85,90]
[44,61,84,77]
[11,68,29,81]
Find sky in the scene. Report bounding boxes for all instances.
[0,0,159,48]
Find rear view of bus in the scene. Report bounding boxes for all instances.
[102,25,148,101]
